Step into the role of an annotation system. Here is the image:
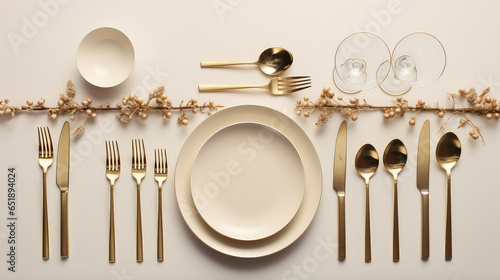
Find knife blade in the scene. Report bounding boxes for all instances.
[56,121,70,257]
[416,120,430,259]
[333,121,347,260]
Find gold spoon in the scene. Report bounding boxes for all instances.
[383,139,408,262]
[436,132,461,260]
[355,144,379,262]
[200,47,293,75]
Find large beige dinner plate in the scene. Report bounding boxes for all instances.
[190,123,306,241]
[76,27,135,88]
[175,105,322,258]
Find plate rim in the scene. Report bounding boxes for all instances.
[175,105,322,258]
[189,121,307,241]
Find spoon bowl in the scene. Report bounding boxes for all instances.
[355,144,379,181]
[383,139,408,177]
[436,133,461,172]
[257,47,293,75]
[436,132,461,261]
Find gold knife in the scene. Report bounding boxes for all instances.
[417,120,430,259]
[333,121,347,260]
[56,121,70,258]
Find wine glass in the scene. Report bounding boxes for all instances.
[333,32,391,93]
[378,32,446,96]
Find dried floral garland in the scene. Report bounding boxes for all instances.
[1,80,496,141]
[0,80,223,137]
[295,86,498,141]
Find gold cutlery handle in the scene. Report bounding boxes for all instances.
[337,195,345,260]
[61,191,69,257]
[445,174,452,260]
[109,186,116,263]
[198,85,265,92]
[136,185,143,262]
[200,61,255,67]
[421,192,429,259]
[42,171,49,260]
[157,188,164,262]
[393,178,399,262]
[365,181,371,262]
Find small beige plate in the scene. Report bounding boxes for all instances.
[175,105,322,258]
[76,27,135,88]
[190,123,306,241]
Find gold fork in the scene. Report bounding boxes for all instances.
[105,141,120,263]
[154,149,168,262]
[198,76,311,95]
[132,139,146,262]
[37,127,53,260]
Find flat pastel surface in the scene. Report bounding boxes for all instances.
[1,0,499,279]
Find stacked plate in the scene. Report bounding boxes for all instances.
[175,105,322,258]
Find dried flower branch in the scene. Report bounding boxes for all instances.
[0,80,223,137]
[296,86,498,141]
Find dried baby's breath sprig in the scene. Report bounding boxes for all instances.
[296,86,498,141]
[71,117,89,138]
[116,87,220,127]
[0,80,223,137]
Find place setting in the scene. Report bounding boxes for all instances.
[1,20,491,269]
[26,26,321,262]
[3,1,500,279]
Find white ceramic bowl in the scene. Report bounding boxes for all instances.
[76,27,135,88]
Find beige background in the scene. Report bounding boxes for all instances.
[0,0,499,279]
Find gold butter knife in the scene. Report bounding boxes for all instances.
[333,121,347,260]
[417,120,430,259]
[56,121,70,258]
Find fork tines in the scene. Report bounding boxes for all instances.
[37,127,54,158]
[132,139,146,171]
[277,76,311,94]
[105,141,120,172]
[154,149,168,175]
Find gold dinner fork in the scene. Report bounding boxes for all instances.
[198,76,311,95]
[105,141,120,263]
[38,127,53,260]
[154,149,168,262]
[132,139,146,262]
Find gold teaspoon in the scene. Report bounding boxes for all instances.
[383,139,408,262]
[436,132,461,261]
[200,47,293,75]
[355,144,379,262]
